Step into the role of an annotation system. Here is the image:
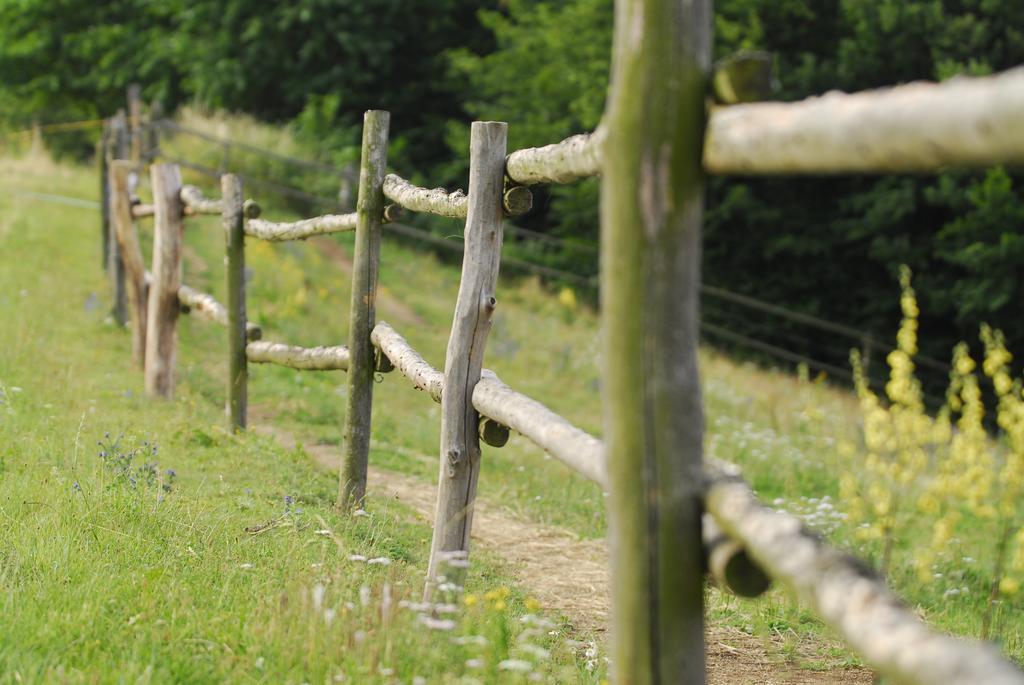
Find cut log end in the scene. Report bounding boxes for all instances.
[503,186,533,216]
[383,203,403,223]
[479,417,510,448]
[243,199,262,219]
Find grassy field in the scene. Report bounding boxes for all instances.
[1,131,1022,683]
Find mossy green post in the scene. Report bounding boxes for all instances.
[223,173,247,431]
[339,110,390,510]
[601,0,712,682]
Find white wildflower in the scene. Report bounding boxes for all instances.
[498,659,533,672]
[418,615,456,631]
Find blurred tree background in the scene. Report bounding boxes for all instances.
[2,0,1023,386]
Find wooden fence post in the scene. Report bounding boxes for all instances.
[145,100,163,161]
[108,110,129,325]
[109,160,149,369]
[98,122,111,271]
[424,121,507,597]
[601,0,712,682]
[127,83,142,167]
[223,174,247,430]
[145,163,185,398]
[338,110,390,510]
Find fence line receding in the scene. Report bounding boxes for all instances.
[85,15,1024,681]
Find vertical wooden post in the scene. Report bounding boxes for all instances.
[424,121,507,597]
[338,110,390,510]
[127,83,142,166]
[601,0,712,682]
[109,110,129,325]
[145,100,163,161]
[109,160,149,369]
[98,122,111,271]
[223,174,247,431]
[145,163,185,398]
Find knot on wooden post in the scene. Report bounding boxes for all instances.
[446,447,462,477]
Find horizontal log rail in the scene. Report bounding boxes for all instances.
[131,202,246,220]
[180,185,223,214]
[704,461,1024,685]
[383,174,468,219]
[704,67,1024,174]
[502,68,1024,185]
[179,185,261,218]
[505,127,605,186]
[370,321,444,402]
[246,340,350,370]
[177,284,262,340]
[246,213,358,241]
[472,372,606,487]
[370,323,767,596]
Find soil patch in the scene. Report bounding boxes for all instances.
[255,424,874,684]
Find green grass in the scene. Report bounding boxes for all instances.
[3,124,1023,683]
[0,152,602,684]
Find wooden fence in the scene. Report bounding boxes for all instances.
[91,2,1024,683]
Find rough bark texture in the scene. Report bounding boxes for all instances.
[144,163,185,398]
[371,322,444,402]
[109,160,149,369]
[601,0,711,681]
[222,174,247,431]
[472,373,606,486]
[246,341,350,370]
[505,128,604,186]
[246,214,358,242]
[339,110,390,510]
[383,174,468,219]
[704,66,1024,174]
[425,121,507,598]
[704,463,1024,685]
[177,284,262,340]
[180,185,224,214]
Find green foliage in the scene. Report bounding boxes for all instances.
[443,0,1024,388]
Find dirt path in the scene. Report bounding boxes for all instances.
[255,425,873,684]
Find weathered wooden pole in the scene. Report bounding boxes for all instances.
[338,110,390,510]
[127,83,142,166]
[601,0,712,682]
[145,100,163,161]
[109,160,149,369]
[223,174,247,430]
[424,121,507,597]
[145,163,185,398]
[97,122,111,271]
[108,110,129,325]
